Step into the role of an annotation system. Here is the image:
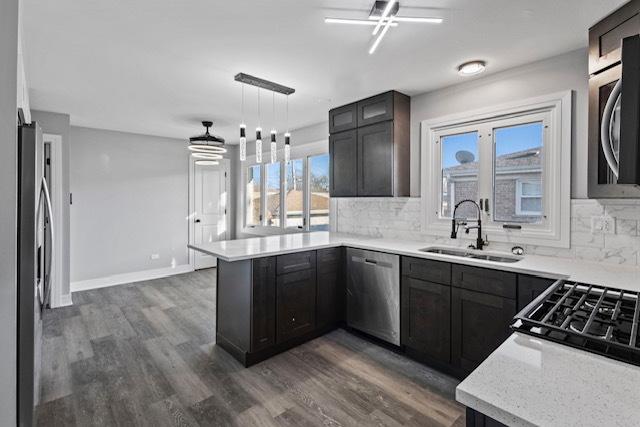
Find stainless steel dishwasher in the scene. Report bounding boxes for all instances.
[346,248,400,345]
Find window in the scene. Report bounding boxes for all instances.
[422,92,571,247]
[494,122,543,223]
[285,159,304,228]
[265,163,281,227]
[309,154,330,231]
[246,165,261,226]
[243,149,332,233]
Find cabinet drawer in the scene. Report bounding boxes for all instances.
[402,257,451,285]
[276,251,316,275]
[357,91,394,127]
[329,103,357,133]
[452,265,516,299]
[517,275,556,311]
[317,247,342,272]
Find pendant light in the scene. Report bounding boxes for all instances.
[284,95,291,163]
[255,88,262,163]
[239,83,247,161]
[270,92,277,164]
[188,121,226,166]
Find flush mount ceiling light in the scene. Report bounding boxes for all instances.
[458,60,486,76]
[324,1,443,54]
[188,121,227,162]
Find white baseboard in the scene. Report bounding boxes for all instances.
[70,264,195,293]
[57,293,73,307]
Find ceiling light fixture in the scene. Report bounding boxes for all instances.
[188,121,226,164]
[368,16,442,23]
[195,160,219,166]
[284,95,291,164]
[239,83,247,161]
[458,60,486,76]
[325,18,397,26]
[256,88,262,163]
[270,92,277,164]
[325,1,442,54]
[372,0,397,35]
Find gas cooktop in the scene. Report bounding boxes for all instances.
[512,280,640,366]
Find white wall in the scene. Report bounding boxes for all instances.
[410,48,588,198]
[30,110,71,298]
[69,126,190,283]
[0,0,19,424]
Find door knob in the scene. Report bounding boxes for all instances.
[195,219,201,223]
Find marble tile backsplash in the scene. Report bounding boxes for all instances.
[332,198,640,266]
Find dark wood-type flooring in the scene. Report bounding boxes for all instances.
[36,269,465,426]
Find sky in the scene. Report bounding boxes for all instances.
[442,122,543,168]
[257,153,330,189]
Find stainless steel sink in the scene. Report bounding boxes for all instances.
[418,247,522,263]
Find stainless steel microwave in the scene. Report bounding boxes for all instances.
[588,0,640,198]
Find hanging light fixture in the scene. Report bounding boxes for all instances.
[270,92,277,164]
[239,83,247,162]
[284,95,291,163]
[188,121,226,166]
[255,88,262,163]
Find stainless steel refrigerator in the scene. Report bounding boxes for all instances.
[18,122,53,426]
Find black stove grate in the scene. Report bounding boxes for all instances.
[511,280,640,366]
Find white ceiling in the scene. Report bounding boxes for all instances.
[23,0,626,142]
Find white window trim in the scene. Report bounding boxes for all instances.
[515,179,543,216]
[242,140,329,236]
[421,91,572,248]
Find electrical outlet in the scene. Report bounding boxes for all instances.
[150,254,160,260]
[591,216,615,234]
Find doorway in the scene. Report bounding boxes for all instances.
[189,158,230,270]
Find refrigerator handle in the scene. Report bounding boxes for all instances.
[41,177,54,308]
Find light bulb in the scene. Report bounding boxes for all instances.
[255,127,262,163]
[270,130,277,164]
[239,124,246,162]
[284,132,291,163]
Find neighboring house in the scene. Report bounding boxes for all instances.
[443,147,542,223]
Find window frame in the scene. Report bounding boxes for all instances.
[421,91,572,248]
[242,140,330,235]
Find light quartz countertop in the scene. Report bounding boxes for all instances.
[190,231,640,426]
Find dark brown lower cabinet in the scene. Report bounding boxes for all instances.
[251,257,276,352]
[451,287,516,373]
[316,248,344,330]
[401,276,451,364]
[276,269,317,343]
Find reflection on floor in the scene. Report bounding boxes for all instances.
[36,268,465,426]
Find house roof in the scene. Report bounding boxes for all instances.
[444,147,541,176]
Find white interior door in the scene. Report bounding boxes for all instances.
[193,162,228,270]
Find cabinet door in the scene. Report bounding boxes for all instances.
[451,287,516,373]
[329,103,357,133]
[401,277,451,364]
[317,248,344,330]
[277,269,317,343]
[329,130,357,197]
[357,122,393,196]
[517,275,555,311]
[356,91,394,127]
[589,1,640,75]
[251,257,276,352]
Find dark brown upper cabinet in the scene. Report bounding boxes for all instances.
[328,90,410,197]
[329,130,358,197]
[329,103,358,133]
[589,0,640,75]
